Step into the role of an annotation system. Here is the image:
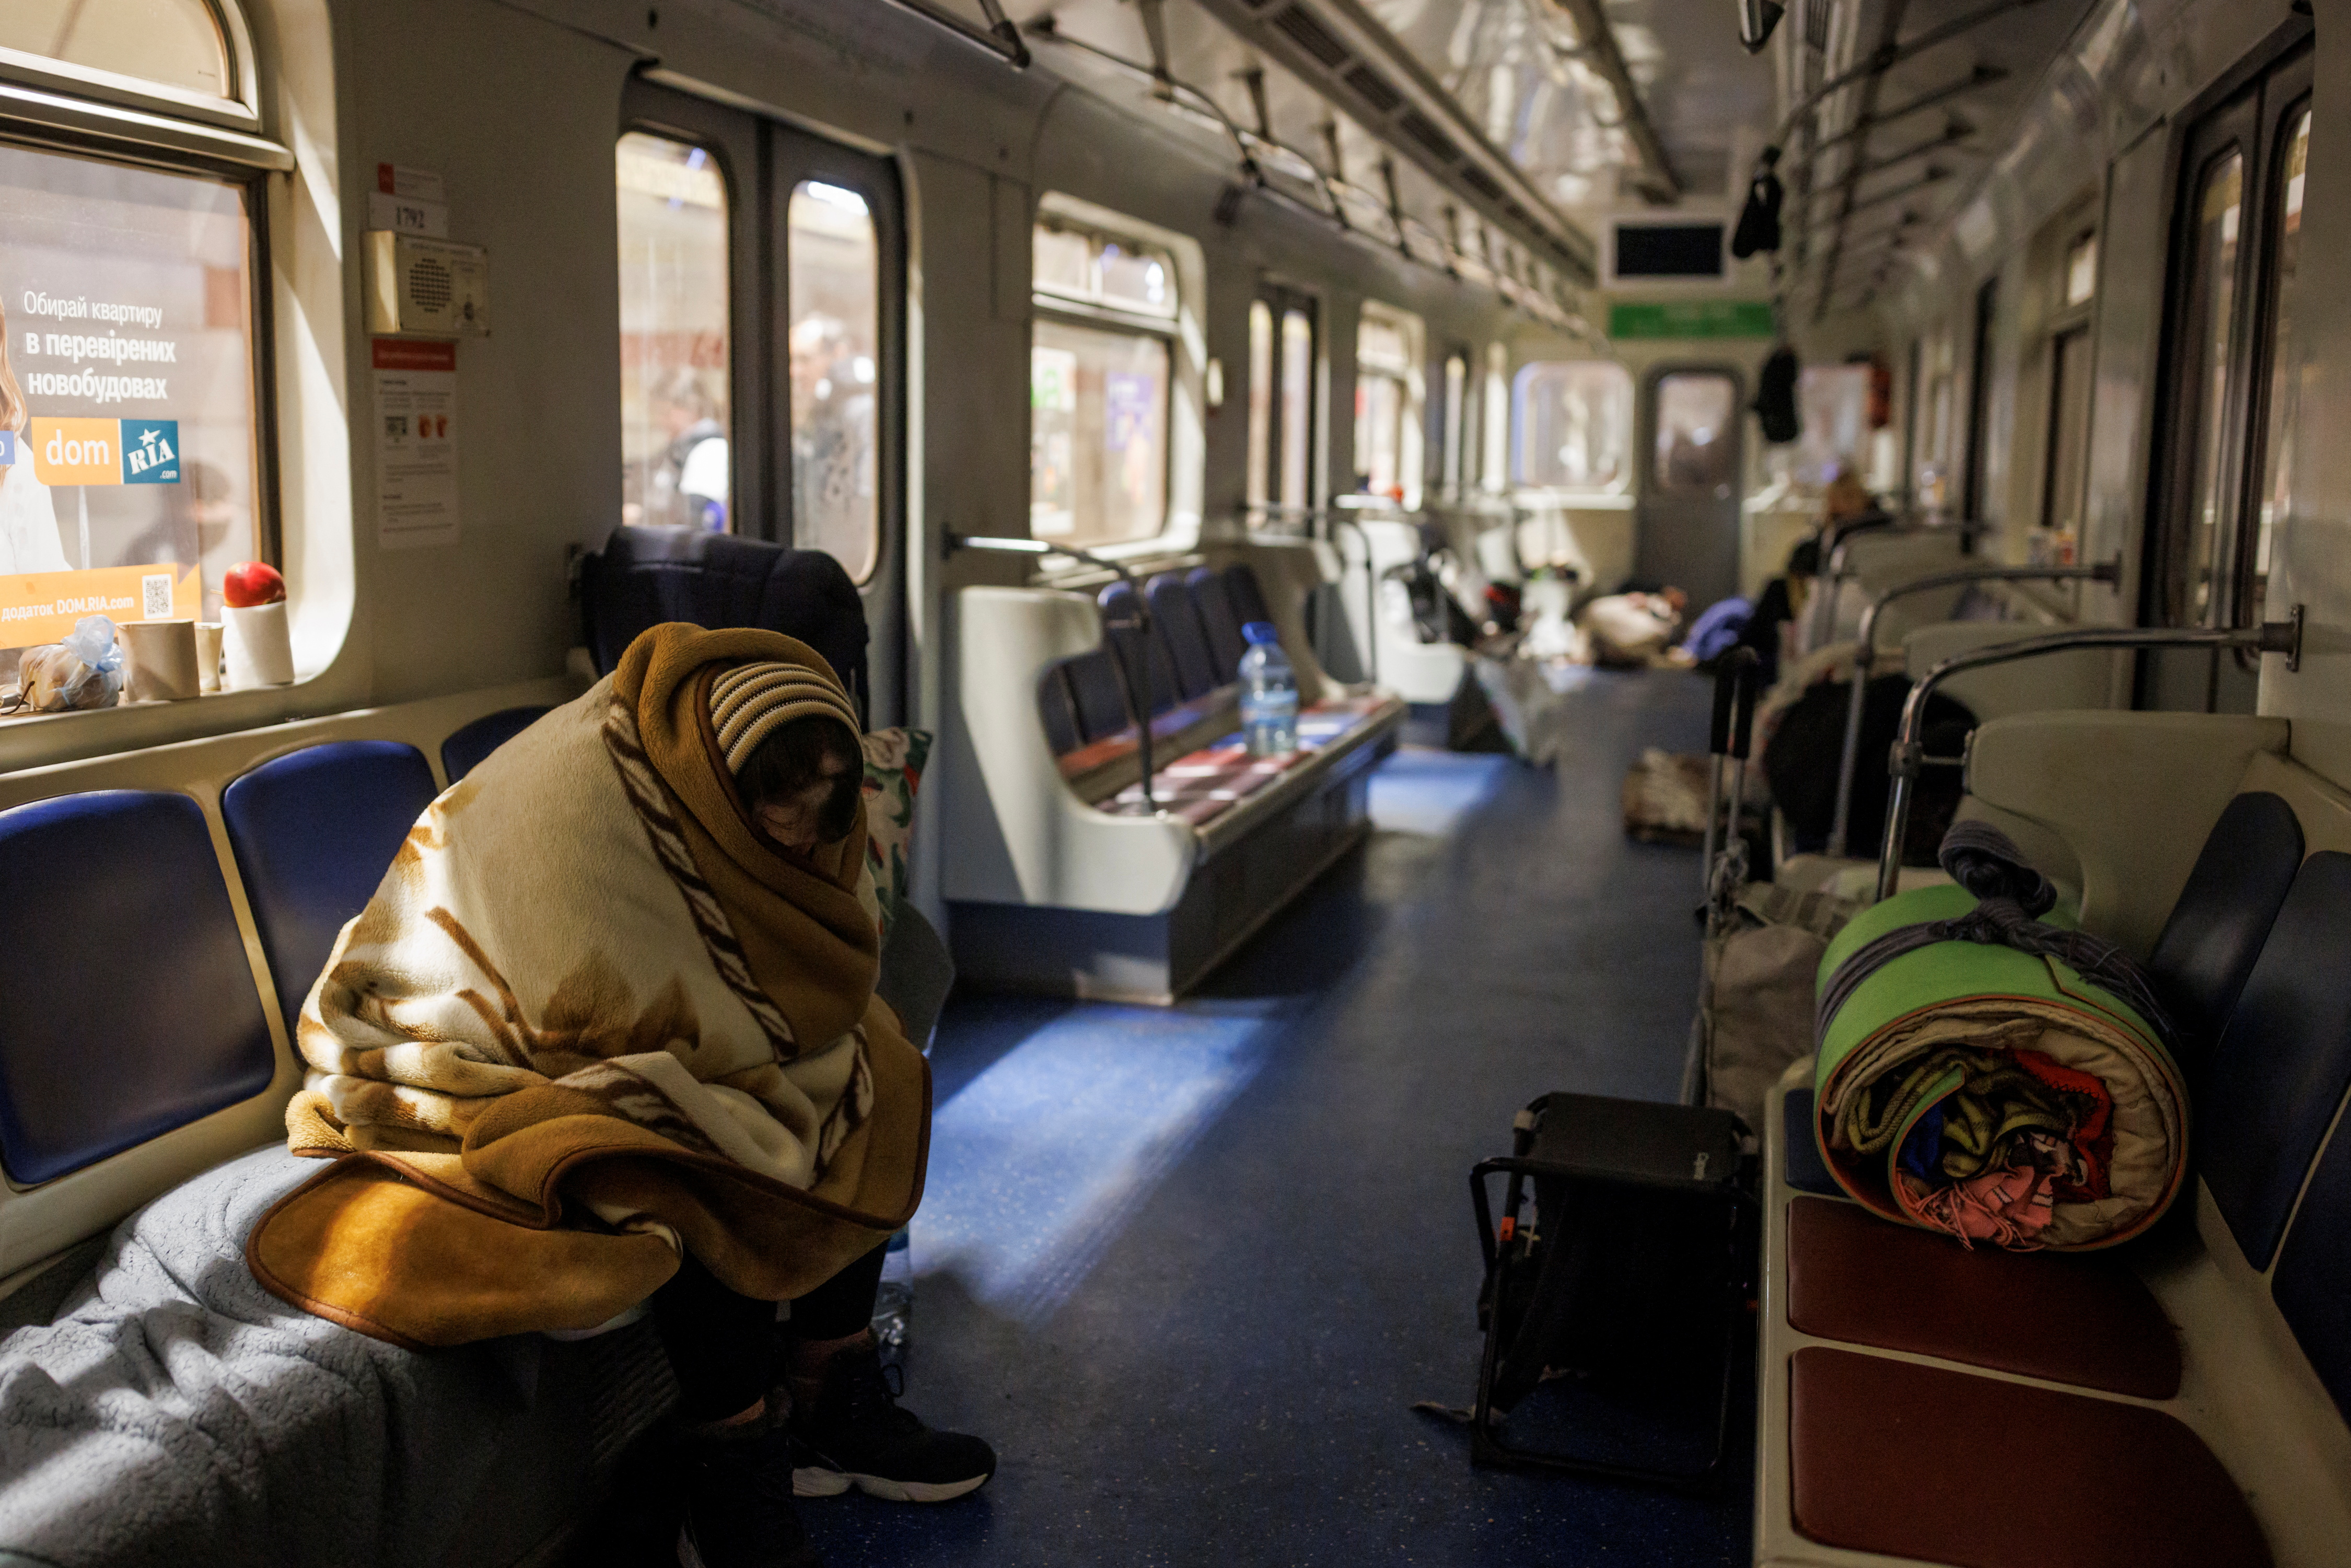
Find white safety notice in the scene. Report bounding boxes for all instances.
[373,336,459,549]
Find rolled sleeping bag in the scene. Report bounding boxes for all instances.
[1812,822,2188,1251]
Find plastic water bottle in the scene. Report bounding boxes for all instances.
[1239,621,1299,757]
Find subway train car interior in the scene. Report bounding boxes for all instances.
[2,0,2349,1564]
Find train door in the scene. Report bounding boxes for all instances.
[1637,366,1743,609]
[1247,284,1319,524]
[2142,41,2311,714]
[618,80,907,723]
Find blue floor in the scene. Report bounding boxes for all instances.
[803,667,1740,1565]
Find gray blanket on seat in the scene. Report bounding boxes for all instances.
[0,1145,546,1568]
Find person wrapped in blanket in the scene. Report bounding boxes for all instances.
[1814,822,2187,1251]
[248,626,991,1568]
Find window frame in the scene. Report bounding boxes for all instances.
[1027,219,1180,552]
[0,0,264,137]
[0,53,285,586]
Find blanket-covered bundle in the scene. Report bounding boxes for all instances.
[1812,822,2186,1251]
[247,623,928,1347]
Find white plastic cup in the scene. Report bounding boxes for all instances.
[194,622,224,693]
[223,599,295,688]
[121,619,201,702]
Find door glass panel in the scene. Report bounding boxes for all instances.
[1279,308,1312,509]
[1030,318,1168,544]
[0,139,260,646]
[2252,108,2309,624]
[1356,373,1402,498]
[618,132,731,532]
[1246,300,1272,511]
[787,180,879,580]
[2182,149,2244,623]
[1651,373,1737,496]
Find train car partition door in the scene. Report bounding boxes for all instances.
[620,79,908,725]
[1636,366,1744,611]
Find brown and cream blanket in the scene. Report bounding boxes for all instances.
[246,624,928,1348]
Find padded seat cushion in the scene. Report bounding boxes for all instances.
[0,792,276,1184]
[1099,696,1396,823]
[441,705,551,783]
[1187,566,1248,675]
[2145,790,2302,1065]
[2198,851,2351,1269]
[2268,1104,2351,1424]
[1782,1087,1840,1196]
[1789,1346,2269,1568]
[222,742,440,1032]
[1147,572,1221,699]
[1787,1196,2180,1398]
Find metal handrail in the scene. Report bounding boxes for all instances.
[950,533,1161,814]
[1870,609,2306,901]
[1825,559,2121,857]
[1804,512,1992,651]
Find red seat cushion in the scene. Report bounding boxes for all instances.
[1788,1195,2181,1398]
[1789,1346,2268,1568]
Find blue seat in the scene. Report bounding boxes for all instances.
[1065,648,1134,744]
[1783,1086,1839,1196]
[222,742,440,1033]
[1146,572,1220,700]
[1038,665,1083,756]
[2145,789,2303,1067]
[581,525,871,723]
[2197,851,2351,1270]
[2271,1104,2351,1422]
[1099,582,1180,718]
[1187,566,1249,676]
[442,704,552,783]
[0,792,276,1184]
[1222,562,1275,634]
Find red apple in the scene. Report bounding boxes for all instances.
[223,561,286,608]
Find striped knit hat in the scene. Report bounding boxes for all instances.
[708,660,862,774]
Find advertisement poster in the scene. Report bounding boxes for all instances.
[373,337,460,549]
[0,138,259,652]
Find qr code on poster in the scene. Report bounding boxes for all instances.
[142,574,173,620]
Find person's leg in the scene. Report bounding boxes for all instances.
[651,1256,821,1568]
[784,1241,996,1505]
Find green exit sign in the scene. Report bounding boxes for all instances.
[1608,301,1776,340]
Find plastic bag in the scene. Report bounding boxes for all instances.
[5,615,124,715]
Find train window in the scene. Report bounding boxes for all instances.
[0,137,262,645]
[2065,233,2099,309]
[1912,328,1956,510]
[786,181,879,580]
[1795,364,1869,487]
[1481,343,1509,492]
[1961,275,1998,531]
[0,0,233,103]
[1030,321,1169,544]
[1246,300,1273,512]
[1353,305,1422,505]
[1030,219,1179,545]
[1440,353,1468,500]
[617,132,732,532]
[1511,361,1632,492]
[2042,328,2094,545]
[2250,106,2310,623]
[1279,308,1313,509]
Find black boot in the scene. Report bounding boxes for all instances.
[675,1422,824,1568]
[788,1342,997,1503]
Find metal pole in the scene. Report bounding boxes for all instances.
[1871,610,2305,901]
[1825,559,2120,857]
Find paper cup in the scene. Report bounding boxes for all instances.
[194,622,224,693]
[223,600,295,688]
[121,619,201,702]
